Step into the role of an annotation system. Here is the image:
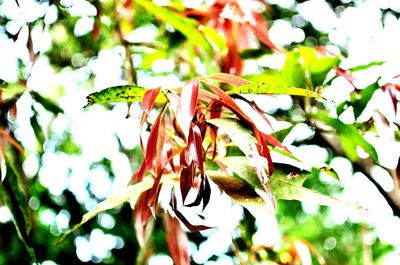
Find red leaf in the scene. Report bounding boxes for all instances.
[134,190,153,246]
[0,129,25,157]
[248,12,280,52]
[223,44,244,75]
[204,82,274,175]
[188,125,204,174]
[142,88,161,114]
[165,214,190,265]
[131,160,147,183]
[178,79,200,139]
[335,67,357,90]
[258,132,274,175]
[170,194,211,232]
[262,181,276,209]
[261,132,290,153]
[145,109,166,175]
[180,162,195,203]
[204,73,250,87]
[382,83,399,114]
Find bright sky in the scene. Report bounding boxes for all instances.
[1,0,400,264]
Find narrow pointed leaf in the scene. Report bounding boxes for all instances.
[136,0,212,54]
[142,87,161,114]
[311,112,379,163]
[85,85,166,107]
[203,73,250,87]
[220,157,362,210]
[188,125,204,174]
[30,90,64,115]
[165,215,190,265]
[228,81,324,99]
[134,189,154,247]
[208,170,275,216]
[248,12,280,52]
[0,156,37,262]
[178,79,200,139]
[57,177,155,245]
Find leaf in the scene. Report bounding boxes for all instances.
[199,26,227,52]
[30,90,64,115]
[220,157,363,210]
[311,112,379,163]
[0,154,37,262]
[165,214,190,265]
[178,79,199,139]
[281,50,306,88]
[188,125,204,174]
[142,87,161,114]
[350,81,380,119]
[203,73,250,87]
[136,0,213,54]
[248,12,280,52]
[145,108,166,176]
[209,171,275,216]
[57,177,155,245]
[299,46,340,86]
[85,85,167,107]
[348,61,385,72]
[208,118,258,159]
[228,81,325,99]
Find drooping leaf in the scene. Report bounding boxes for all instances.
[228,81,325,99]
[170,193,211,231]
[0,154,37,262]
[208,170,275,216]
[142,87,161,114]
[311,112,379,163]
[248,12,280,52]
[178,79,199,139]
[220,157,362,210]
[30,90,64,115]
[57,177,155,245]
[134,189,154,247]
[136,0,213,54]
[199,26,227,52]
[165,214,190,265]
[85,85,167,107]
[145,107,166,176]
[203,73,250,87]
[188,125,204,174]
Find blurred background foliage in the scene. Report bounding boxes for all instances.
[1,0,400,264]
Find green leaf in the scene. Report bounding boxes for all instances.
[85,85,167,107]
[220,157,362,210]
[136,0,213,54]
[57,177,156,245]
[207,118,259,158]
[0,152,37,262]
[350,80,380,119]
[281,50,306,88]
[311,112,379,163]
[227,81,325,99]
[30,90,64,115]
[299,46,340,86]
[199,26,227,52]
[208,170,275,217]
[348,61,385,72]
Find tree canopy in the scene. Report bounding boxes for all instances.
[1,0,400,264]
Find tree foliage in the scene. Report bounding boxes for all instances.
[1,0,400,264]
